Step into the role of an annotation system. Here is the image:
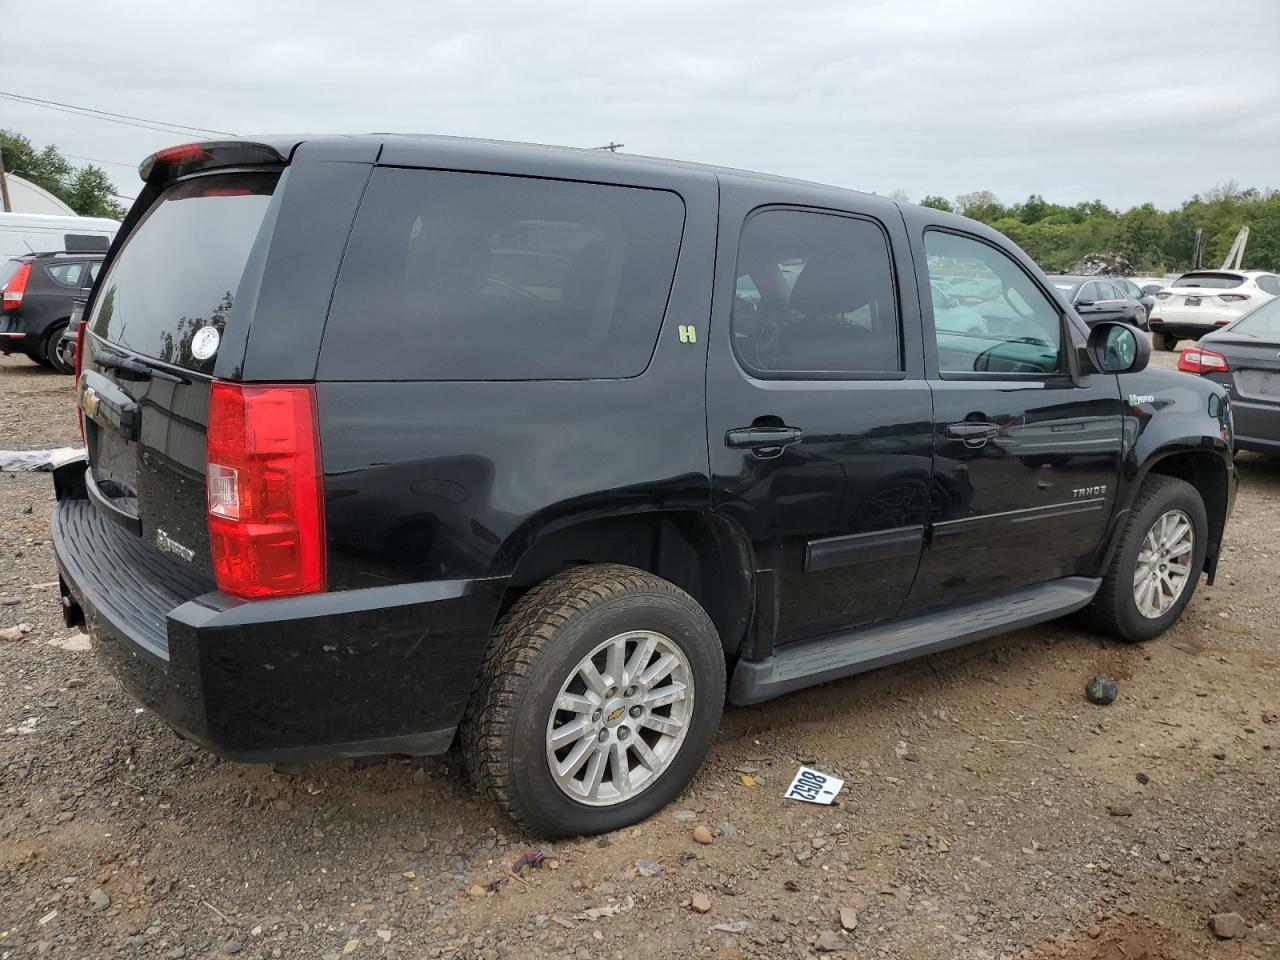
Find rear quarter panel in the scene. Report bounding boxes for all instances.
[316,166,719,594]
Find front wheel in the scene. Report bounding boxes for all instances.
[461,564,725,838]
[1086,475,1207,642]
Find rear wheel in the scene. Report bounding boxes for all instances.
[1151,331,1176,352]
[1086,475,1207,643]
[45,323,73,374]
[461,564,725,838]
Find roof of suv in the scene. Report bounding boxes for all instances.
[167,133,942,215]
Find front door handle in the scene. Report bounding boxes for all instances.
[946,421,1000,441]
[725,425,805,450]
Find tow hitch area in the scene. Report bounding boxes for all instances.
[59,576,86,629]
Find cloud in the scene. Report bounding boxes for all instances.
[4,0,1277,208]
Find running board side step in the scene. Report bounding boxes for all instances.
[729,576,1101,705]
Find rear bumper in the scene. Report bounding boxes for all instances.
[1147,318,1223,341]
[0,313,37,353]
[51,459,504,763]
[1230,399,1280,453]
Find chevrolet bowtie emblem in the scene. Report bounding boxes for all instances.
[607,707,625,723]
[81,386,100,420]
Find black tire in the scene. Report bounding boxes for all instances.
[461,563,725,838]
[1086,475,1207,643]
[45,323,73,374]
[1151,331,1175,352]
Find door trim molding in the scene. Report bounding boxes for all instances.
[805,524,923,572]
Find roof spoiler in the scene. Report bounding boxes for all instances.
[138,141,288,185]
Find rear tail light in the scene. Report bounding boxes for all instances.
[206,382,326,599]
[2,263,31,311]
[1178,348,1229,374]
[1217,294,1249,303]
[1154,291,1171,300]
[155,143,211,165]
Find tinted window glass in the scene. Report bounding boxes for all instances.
[88,261,101,283]
[1118,278,1143,299]
[1095,281,1120,300]
[1078,281,1102,302]
[320,169,685,381]
[1172,272,1245,289]
[924,231,1064,376]
[89,172,278,373]
[731,209,899,376]
[1257,275,1280,296]
[0,259,21,289]
[1235,298,1280,334]
[45,262,84,287]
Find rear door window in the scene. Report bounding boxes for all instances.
[730,208,901,376]
[88,172,279,373]
[319,169,686,381]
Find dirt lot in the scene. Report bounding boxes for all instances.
[1,349,1277,960]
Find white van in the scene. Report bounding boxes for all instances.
[0,212,119,260]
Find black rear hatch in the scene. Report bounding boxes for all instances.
[81,168,281,578]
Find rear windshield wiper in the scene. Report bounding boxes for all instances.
[93,348,187,384]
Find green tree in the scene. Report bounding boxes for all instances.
[955,190,1006,224]
[919,195,953,212]
[1,129,126,219]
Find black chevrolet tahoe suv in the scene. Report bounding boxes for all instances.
[1,250,104,373]
[52,136,1237,838]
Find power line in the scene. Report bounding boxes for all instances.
[0,89,234,137]
[0,93,210,137]
[64,154,137,169]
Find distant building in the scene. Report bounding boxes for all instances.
[2,173,77,216]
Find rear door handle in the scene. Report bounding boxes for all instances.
[725,426,804,450]
[946,421,1000,441]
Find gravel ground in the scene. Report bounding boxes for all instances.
[1,349,1277,960]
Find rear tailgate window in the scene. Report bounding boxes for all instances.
[1172,272,1245,289]
[0,259,21,289]
[89,172,278,372]
[318,169,685,381]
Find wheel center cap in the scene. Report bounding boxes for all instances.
[603,700,627,727]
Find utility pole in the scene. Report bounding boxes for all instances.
[0,149,12,213]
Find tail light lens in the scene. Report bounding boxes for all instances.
[1154,291,1171,300]
[1178,348,1229,374]
[1217,294,1249,303]
[2,263,31,311]
[206,382,326,599]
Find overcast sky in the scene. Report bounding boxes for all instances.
[4,0,1278,210]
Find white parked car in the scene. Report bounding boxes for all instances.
[1148,270,1280,351]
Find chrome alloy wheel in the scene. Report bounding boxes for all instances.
[1133,509,1195,619]
[545,630,694,807]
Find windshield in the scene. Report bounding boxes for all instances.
[1232,298,1280,337]
[88,171,278,373]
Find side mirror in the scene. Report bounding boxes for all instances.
[1087,321,1149,374]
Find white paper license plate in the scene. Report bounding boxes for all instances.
[784,766,845,804]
